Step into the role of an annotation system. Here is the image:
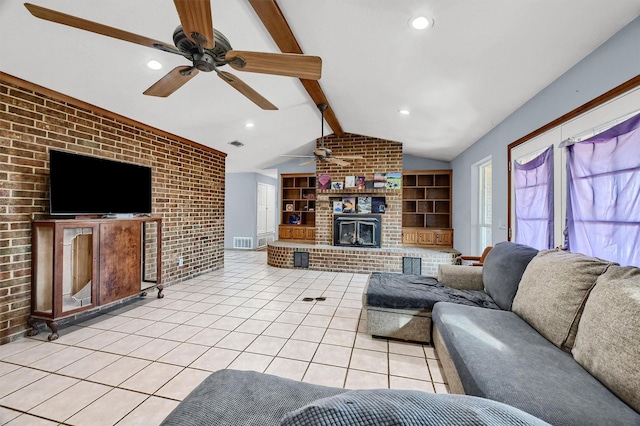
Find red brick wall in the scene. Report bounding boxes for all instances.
[0,74,226,344]
[315,134,403,247]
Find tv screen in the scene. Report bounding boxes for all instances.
[49,150,152,216]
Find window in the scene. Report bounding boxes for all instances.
[472,157,492,254]
[566,112,640,266]
[513,146,554,249]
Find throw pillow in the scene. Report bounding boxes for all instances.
[280,389,549,426]
[481,241,539,310]
[572,265,640,413]
[512,249,614,351]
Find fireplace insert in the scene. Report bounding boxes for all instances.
[333,214,382,248]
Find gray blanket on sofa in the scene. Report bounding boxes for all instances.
[162,370,550,426]
[366,272,500,311]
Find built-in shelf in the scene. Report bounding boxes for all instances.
[402,170,453,247]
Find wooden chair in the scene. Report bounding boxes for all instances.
[459,246,493,266]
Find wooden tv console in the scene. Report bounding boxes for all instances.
[29,217,162,340]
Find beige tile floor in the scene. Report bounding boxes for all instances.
[0,250,448,425]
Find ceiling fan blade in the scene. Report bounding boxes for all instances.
[226,51,321,80]
[299,159,317,166]
[143,66,199,97]
[173,0,214,49]
[327,157,350,167]
[217,71,277,110]
[24,3,180,55]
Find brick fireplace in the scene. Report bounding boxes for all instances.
[314,134,403,248]
[267,133,459,275]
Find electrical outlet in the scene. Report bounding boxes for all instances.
[178,257,184,266]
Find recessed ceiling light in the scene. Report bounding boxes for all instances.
[398,109,410,115]
[147,60,162,70]
[245,122,255,128]
[410,16,432,30]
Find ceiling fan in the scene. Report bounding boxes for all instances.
[23,1,322,110]
[282,104,364,166]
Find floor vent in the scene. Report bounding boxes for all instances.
[233,237,253,250]
[294,251,310,268]
[403,257,422,275]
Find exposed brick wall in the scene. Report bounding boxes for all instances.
[0,74,226,344]
[315,134,403,247]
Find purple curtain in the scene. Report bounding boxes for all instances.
[566,112,640,266]
[514,146,554,249]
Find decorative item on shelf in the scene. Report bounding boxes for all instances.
[317,173,331,189]
[331,181,344,190]
[357,197,372,213]
[285,203,294,211]
[372,197,386,213]
[356,176,366,189]
[342,197,356,213]
[345,176,356,188]
[333,201,343,213]
[374,173,387,188]
[289,214,301,225]
[386,172,402,189]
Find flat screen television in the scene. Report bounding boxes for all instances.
[49,149,152,216]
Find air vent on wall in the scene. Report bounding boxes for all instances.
[233,237,253,249]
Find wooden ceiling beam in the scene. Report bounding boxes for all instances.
[249,0,344,136]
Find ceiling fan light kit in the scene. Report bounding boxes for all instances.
[23,0,322,109]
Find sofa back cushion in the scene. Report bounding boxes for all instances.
[512,249,614,351]
[481,241,539,310]
[571,265,640,413]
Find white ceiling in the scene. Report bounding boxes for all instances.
[1,1,639,176]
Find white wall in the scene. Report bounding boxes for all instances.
[451,16,640,254]
[224,172,277,249]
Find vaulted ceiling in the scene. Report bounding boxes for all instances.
[1,0,639,176]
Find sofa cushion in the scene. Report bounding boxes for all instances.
[572,265,640,413]
[281,389,550,426]
[432,302,640,426]
[481,241,538,310]
[161,369,347,426]
[512,249,615,351]
[437,264,484,290]
[364,272,499,311]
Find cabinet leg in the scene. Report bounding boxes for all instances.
[27,317,40,336]
[46,321,59,341]
[157,285,164,299]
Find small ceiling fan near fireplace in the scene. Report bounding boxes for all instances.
[23,1,322,110]
[281,104,363,166]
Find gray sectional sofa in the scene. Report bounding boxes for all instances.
[432,242,640,425]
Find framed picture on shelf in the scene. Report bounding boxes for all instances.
[285,203,294,211]
[386,172,402,189]
[374,173,387,188]
[372,197,386,213]
[342,197,356,213]
[357,197,372,213]
[356,176,366,189]
[331,181,344,190]
[345,176,356,188]
[317,174,331,189]
[333,201,343,213]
